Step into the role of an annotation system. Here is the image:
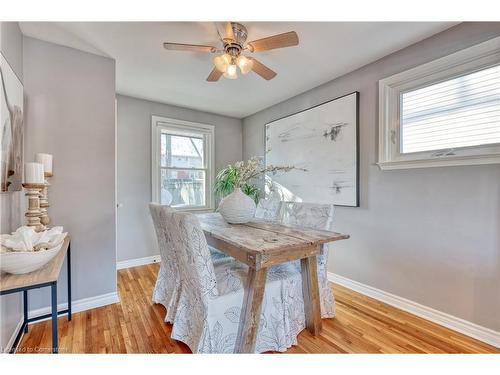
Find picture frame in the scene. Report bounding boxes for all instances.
[265,91,359,207]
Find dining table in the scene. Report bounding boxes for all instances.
[196,213,349,353]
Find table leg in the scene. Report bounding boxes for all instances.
[301,255,322,335]
[235,267,268,353]
[67,243,72,321]
[51,282,58,353]
[23,290,28,333]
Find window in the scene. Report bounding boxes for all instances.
[152,116,214,210]
[378,36,500,169]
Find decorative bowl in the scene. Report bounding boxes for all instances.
[0,242,64,274]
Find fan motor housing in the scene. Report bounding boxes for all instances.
[223,22,248,57]
[224,43,242,57]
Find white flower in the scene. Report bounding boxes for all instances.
[224,156,306,188]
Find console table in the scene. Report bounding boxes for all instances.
[0,236,71,354]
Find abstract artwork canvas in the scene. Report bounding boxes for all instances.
[1,53,24,192]
[265,92,359,207]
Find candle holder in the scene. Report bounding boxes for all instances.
[22,183,46,232]
[40,172,52,226]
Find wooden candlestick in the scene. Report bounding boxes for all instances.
[40,171,52,226]
[22,183,46,232]
[39,183,50,226]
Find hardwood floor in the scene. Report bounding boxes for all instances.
[17,263,498,354]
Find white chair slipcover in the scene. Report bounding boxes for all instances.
[279,202,336,317]
[149,204,181,321]
[209,246,232,262]
[254,198,283,222]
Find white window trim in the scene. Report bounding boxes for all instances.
[378,36,500,170]
[151,115,215,211]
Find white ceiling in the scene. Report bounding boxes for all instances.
[19,22,457,118]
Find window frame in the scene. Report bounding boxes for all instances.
[151,115,215,211]
[378,36,500,170]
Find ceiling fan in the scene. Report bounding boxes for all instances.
[163,22,299,82]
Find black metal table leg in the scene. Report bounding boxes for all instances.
[23,290,28,333]
[51,282,58,354]
[67,244,72,321]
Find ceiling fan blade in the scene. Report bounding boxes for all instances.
[224,22,235,40]
[250,58,277,80]
[247,31,299,52]
[206,67,223,82]
[163,42,216,53]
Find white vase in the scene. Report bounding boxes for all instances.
[218,188,256,224]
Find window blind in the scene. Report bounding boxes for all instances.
[401,64,500,154]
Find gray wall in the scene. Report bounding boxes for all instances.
[0,21,23,351]
[242,22,500,331]
[22,37,117,309]
[116,94,242,263]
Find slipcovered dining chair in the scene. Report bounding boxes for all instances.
[279,201,336,317]
[254,197,283,222]
[149,204,181,322]
[149,203,308,353]
[150,203,224,322]
[150,203,225,320]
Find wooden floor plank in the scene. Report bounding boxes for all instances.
[17,263,499,354]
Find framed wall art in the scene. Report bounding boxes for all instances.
[265,91,359,207]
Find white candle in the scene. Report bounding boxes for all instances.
[24,162,45,183]
[35,153,53,175]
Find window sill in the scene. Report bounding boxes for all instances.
[377,153,500,170]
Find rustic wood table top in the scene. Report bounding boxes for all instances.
[197,213,349,269]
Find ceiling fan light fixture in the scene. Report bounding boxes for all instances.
[163,22,299,82]
[214,53,231,73]
[236,55,253,74]
[223,64,238,79]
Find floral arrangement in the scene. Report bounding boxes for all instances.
[214,156,306,203]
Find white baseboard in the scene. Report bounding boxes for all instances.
[328,272,500,348]
[6,291,119,353]
[27,291,120,320]
[117,255,161,270]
